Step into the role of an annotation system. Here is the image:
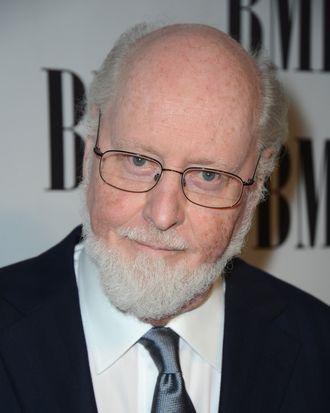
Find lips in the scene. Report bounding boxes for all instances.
[134,239,177,252]
[117,226,189,251]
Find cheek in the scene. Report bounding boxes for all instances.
[190,208,242,262]
[86,179,143,240]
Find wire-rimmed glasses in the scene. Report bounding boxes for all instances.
[93,113,260,209]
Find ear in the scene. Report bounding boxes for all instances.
[262,146,275,161]
[254,146,276,194]
[257,145,275,176]
[82,136,95,179]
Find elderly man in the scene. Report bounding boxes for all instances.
[1,23,330,413]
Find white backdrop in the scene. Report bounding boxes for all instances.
[1,0,329,304]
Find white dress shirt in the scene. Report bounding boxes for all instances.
[75,243,225,412]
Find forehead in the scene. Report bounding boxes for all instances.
[106,29,260,168]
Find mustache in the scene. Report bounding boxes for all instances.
[117,226,189,250]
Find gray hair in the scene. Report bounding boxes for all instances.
[253,53,288,183]
[83,23,157,138]
[82,23,288,186]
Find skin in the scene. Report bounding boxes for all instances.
[84,25,261,324]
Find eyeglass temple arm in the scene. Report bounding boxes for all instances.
[93,110,103,156]
[242,153,261,186]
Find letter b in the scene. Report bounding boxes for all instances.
[43,69,86,190]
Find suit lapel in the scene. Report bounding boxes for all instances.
[0,228,97,413]
[219,259,301,413]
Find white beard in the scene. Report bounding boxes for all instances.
[80,178,257,321]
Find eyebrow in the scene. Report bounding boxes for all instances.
[111,136,235,171]
[115,138,159,156]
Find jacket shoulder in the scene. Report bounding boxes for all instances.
[0,227,82,323]
[229,258,330,325]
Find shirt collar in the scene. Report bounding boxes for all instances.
[168,277,224,370]
[76,245,224,374]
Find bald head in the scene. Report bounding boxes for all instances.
[124,24,259,84]
[85,23,287,181]
[114,24,261,136]
[101,25,260,170]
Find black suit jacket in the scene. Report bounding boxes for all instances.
[1,227,330,412]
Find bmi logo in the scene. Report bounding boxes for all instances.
[229,0,330,71]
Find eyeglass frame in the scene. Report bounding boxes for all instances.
[93,111,261,209]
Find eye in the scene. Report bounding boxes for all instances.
[132,156,147,167]
[202,171,216,181]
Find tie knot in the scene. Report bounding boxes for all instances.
[140,327,181,374]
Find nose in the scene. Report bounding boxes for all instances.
[142,170,186,231]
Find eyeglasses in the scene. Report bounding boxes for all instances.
[93,112,260,209]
